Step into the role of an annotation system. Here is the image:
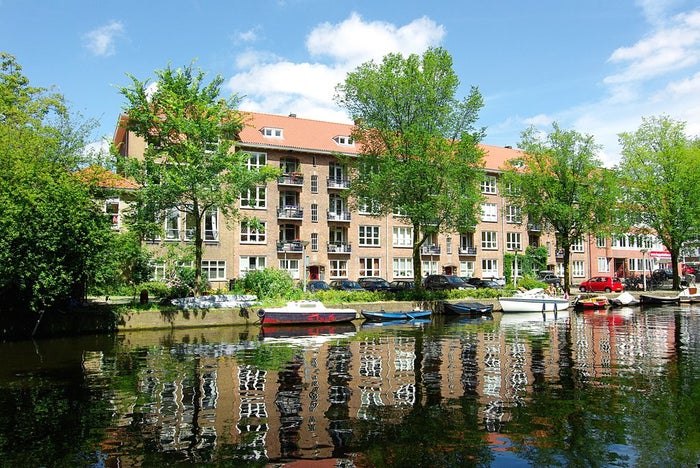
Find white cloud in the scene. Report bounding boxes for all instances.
[83,21,124,57]
[226,13,445,122]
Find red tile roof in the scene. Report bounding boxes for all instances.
[75,165,140,190]
[238,111,523,170]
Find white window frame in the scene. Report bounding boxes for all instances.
[481,175,497,194]
[571,238,584,253]
[422,260,438,276]
[359,258,381,277]
[481,231,498,250]
[246,152,267,169]
[262,127,283,138]
[201,260,226,281]
[572,260,585,277]
[164,208,180,241]
[392,257,413,278]
[597,257,610,273]
[505,205,521,224]
[481,203,498,222]
[359,225,381,247]
[240,221,266,244]
[239,256,266,277]
[279,259,300,280]
[460,261,475,277]
[393,226,413,247]
[482,259,499,277]
[241,186,267,209]
[204,208,218,241]
[506,232,522,251]
[330,260,348,278]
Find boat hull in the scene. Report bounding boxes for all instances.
[361,310,431,321]
[499,297,570,313]
[443,302,494,315]
[258,300,358,325]
[640,294,680,305]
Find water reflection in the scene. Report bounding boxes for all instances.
[0,306,699,466]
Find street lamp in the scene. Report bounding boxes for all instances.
[641,248,648,291]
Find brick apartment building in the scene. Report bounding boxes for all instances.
[113,111,675,289]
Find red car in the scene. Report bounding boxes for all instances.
[579,276,624,293]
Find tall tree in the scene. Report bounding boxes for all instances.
[500,123,619,292]
[618,115,700,290]
[334,47,485,285]
[0,52,111,322]
[118,62,277,295]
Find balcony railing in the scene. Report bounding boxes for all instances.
[327,211,351,222]
[555,249,565,259]
[277,205,303,220]
[277,173,304,186]
[527,223,543,232]
[458,246,477,256]
[327,177,350,189]
[421,244,441,255]
[327,242,352,253]
[277,240,304,253]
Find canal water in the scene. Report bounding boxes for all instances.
[1,305,699,467]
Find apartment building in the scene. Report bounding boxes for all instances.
[113,111,668,289]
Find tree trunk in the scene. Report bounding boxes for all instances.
[412,223,423,290]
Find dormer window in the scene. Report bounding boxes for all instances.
[333,135,354,146]
[262,127,283,138]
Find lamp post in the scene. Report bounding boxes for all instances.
[301,240,310,292]
[641,249,648,291]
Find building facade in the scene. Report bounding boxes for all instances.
[113,111,674,290]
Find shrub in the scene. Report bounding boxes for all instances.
[235,268,295,299]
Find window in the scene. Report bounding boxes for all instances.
[505,205,521,223]
[152,261,166,281]
[105,198,119,230]
[446,237,452,254]
[359,258,381,277]
[333,135,354,146]
[598,257,610,273]
[279,259,300,279]
[202,260,226,280]
[241,186,266,209]
[422,260,438,276]
[629,257,653,272]
[247,152,267,169]
[393,226,413,247]
[393,258,413,278]
[481,203,498,222]
[262,127,283,138]
[571,238,584,253]
[358,198,380,215]
[359,225,380,247]
[311,204,318,222]
[596,236,606,248]
[482,259,499,277]
[280,157,298,173]
[310,175,318,193]
[330,260,348,278]
[460,261,475,277]
[481,175,497,194]
[572,261,585,277]
[311,233,318,252]
[239,256,266,276]
[506,232,522,251]
[204,209,218,241]
[481,231,497,250]
[240,221,266,243]
[165,209,180,240]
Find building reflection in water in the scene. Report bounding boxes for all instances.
[93,307,685,464]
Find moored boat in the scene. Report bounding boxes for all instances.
[609,291,640,308]
[639,293,680,305]
[360,309,432,321]
[678,286,700,304]
[499,288,570,313]
[258,300,358,325]
[573,295,609,310]
[443,301,494,315]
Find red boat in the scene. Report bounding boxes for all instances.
[573,295,609,309]
[257,300,358,325]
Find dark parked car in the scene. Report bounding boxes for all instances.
[652,268,673,281]
[388,280,415,292]
[305,280,330,292]
[465,277,503,289]
[357,277,392,291]
[536,272,562,287]
[424,274,472,291]
[329,280,366,292]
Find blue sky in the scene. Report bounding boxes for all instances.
[3,0,700,166]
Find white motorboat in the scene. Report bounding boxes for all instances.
[257,300,358,325]
[498,288,570,313]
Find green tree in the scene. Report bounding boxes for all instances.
[618,116,700,290]
[118,62,278,295]
[334,47,485,285]
[501,123,619,292]
[0,53,111,322]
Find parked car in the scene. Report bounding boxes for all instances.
[536,271,562,287]
[424,274,472,291]
[579,276,624,293]
[305,280,330,292]
[388,280,415,292]
[652,268,673,281]
[464,277,503,289]
[357,277,392,291]
[329,280,366,292]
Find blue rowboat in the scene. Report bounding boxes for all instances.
[360,309,432,322]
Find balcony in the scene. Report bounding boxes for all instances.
[527,223,543,232]
[277,240,305,253]
[327,242,352,254]
[277,173,304,186]
[458,246,477,256]
[327,177,350,190]
[421,244,441,255]
[327,211,351,222]
[555,249,565,259]
[277,205,303,220]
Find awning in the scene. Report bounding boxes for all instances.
[649,250,671,259]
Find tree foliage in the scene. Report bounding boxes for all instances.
[117,62,278,295]
[618,115,700,289]
[0,52,112,317]
[335,47,485,284]
[501,123,619,291]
